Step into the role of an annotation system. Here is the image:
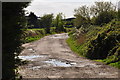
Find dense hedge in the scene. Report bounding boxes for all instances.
[67,20,120,68]
[86,21,120,60]
[2,2,29,79]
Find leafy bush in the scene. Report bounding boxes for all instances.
[2,2,29,79]
[85,20,120,59]
[22,27,58,43]
[67,20,120,68]
[93,11,117,25]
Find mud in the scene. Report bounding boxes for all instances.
[18,33,119,78]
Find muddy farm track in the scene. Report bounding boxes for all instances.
[18,33,119,78]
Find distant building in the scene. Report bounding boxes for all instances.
[63,17,76,28]
[63,17,76,21]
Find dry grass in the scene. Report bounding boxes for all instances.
[77,34,86,44]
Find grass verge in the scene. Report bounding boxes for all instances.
[95,59,120,69]
[66,37,86,57]
[66,36,120,69]
[24,33,57,43]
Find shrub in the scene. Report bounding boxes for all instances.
[85,21,120,60]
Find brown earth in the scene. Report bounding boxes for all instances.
[18,33,119,78]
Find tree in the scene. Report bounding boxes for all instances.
[93,11,117,25]
[74,5,90,20]
[74,15,89,29]
[118,1,120,21]
[90,2,116,17]
[74,6,90,29]
[39,14,53,33]
[53,13,65,32]
[2,2,29,79]
[74,2,117,27]
[27,12,38,28]
[64,18,75,28]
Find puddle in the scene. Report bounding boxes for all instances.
[99,72,109,75]
[28,48,33,51]
[18,55,46,61]
[27,48,36,53]
[44,59,76,67]
[29,66,41,70]
[29,65,50,70]
[51,33,69,39]
[77,63,99,67]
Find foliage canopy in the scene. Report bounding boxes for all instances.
[2,2,29,79]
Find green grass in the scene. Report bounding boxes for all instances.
[94,59,103,62]
[22,27,59,43]
[109,61,120,69]
[21,28,44,31]
[95,59,120,69]
[65,27,73,32]
[66,37,86,57]
[22,27,57,43]
[26,28,44,31]
[24,32,57,43]
[24,35,44,43]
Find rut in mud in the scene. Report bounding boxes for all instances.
[18,33,119,78]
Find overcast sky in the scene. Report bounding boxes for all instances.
[25,0,119,18]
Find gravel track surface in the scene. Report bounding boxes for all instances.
[18,33,119,78]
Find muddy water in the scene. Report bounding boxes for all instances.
[18,54,100,69]
[18,55,76,67]
[18,55,47,61]
[44,59,75,67]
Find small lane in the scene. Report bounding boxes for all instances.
[18,33,119,78]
